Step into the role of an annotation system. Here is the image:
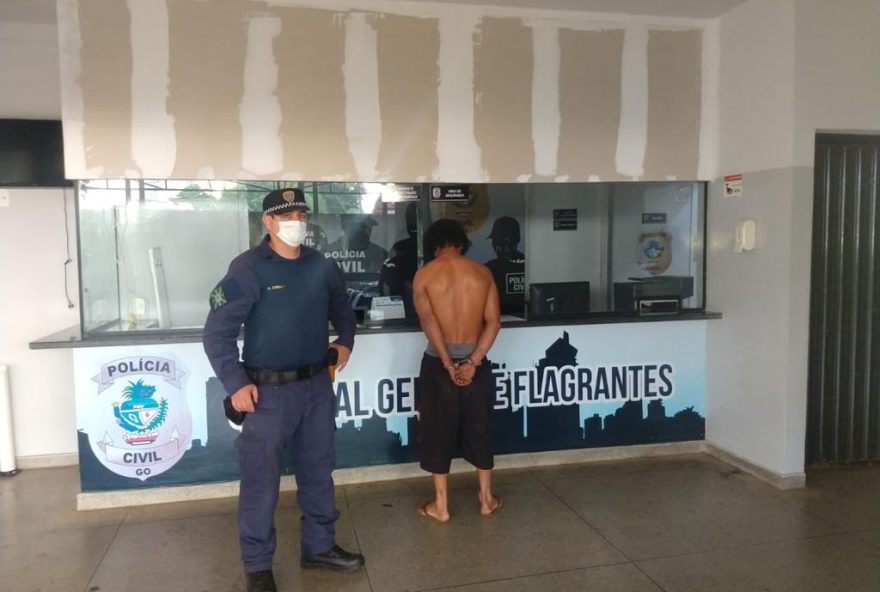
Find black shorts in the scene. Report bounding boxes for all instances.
[417,354,494,474]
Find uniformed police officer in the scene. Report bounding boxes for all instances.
[203,188,364,592]
[485,216,526,316]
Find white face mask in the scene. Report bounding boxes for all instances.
[275,220,308,247]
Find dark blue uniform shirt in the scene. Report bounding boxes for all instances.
[203,237,356,395]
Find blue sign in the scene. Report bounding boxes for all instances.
[74,322,706,491]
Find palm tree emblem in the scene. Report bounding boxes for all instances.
[210,286,227,310]
[113,380,168,440]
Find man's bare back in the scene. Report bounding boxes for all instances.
[414,253,495,343]
[413,244,501,387]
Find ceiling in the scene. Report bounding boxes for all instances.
[0,0,749,26]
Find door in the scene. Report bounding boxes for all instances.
[808,133,880,466]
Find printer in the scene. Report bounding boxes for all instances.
[613,275,694,315]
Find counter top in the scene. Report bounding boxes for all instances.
[30,311,721,350]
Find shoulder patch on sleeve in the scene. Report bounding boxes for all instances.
[209,277,244,310]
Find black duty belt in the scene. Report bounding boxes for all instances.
[246,364,327,385]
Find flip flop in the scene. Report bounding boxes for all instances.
[417,501,449,523]
[481,496,504,516]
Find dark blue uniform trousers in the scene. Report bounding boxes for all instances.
[236,372,338,572]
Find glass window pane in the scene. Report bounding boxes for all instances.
[79,181,256,331]
[313,183,420,322]
[526,184,608,314]
[78,180,124,332]
[76,178,706,333]
[609,182,704,312]
[429,184,527,317]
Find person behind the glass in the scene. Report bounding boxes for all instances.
[202,188,365,592]
[413,219,503,522]
[325,213,388,273]
[484,216,526,316]
[379,202,419,317]
[325,213,388,316]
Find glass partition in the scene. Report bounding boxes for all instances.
[79,180,253,333]
[76,180,705,334]
[608,183,705,311]
[429,184,527,316]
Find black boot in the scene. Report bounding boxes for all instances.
[301,544,365,573]
[246,569,277,592]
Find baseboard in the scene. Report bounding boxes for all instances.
[77,441,704,510]
[16,452,79,469]
[703,441,806,490]
[78,480,243,511]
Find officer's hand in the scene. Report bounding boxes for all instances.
[329,343,351,372]
[231,384,259,413]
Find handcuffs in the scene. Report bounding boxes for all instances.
[445,356,481,371]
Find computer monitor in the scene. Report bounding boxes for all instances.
[528,281,590,318]
[0,119,72,187]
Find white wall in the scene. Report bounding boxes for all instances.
[707,0,880,478]
[706,168,800,475]
[0,188,79,459]
[781,0,880,472]
[792,0,880,166]
[0,21,79,460]
[715,0,796,173]
[706,0,801,476]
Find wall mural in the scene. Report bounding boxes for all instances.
[74,323,706,491]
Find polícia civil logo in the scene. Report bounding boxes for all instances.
[113,379,167,446]
[86,356,193,481]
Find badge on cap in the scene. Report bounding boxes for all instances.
[283,190,297,203]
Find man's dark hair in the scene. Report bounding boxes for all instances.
[424,218,471,258]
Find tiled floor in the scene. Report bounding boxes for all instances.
[1,454,878,592]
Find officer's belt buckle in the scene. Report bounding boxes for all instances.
[246,364,326,385]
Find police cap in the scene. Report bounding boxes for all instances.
[262,188,310,215]
[487,216,520,242]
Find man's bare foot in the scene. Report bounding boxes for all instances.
[479,495,503,516]
[417,501,450,523]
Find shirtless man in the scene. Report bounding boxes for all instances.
[412,219,502,522]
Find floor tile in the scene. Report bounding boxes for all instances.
[854,528,880,548]
[429,563,662,592]
[3,458,879,592]
[123,495,239,524]
[87,514,244,592]
[348,480,625,592]
[121,487,343,524]
[529,453,729,483]
[545,465,835,560]
[773,466,880,532]
[271,509,372,592]
[0,466,126,537]
[343,467,532,503]
[638,534,880,592]
[0,525,117,592]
